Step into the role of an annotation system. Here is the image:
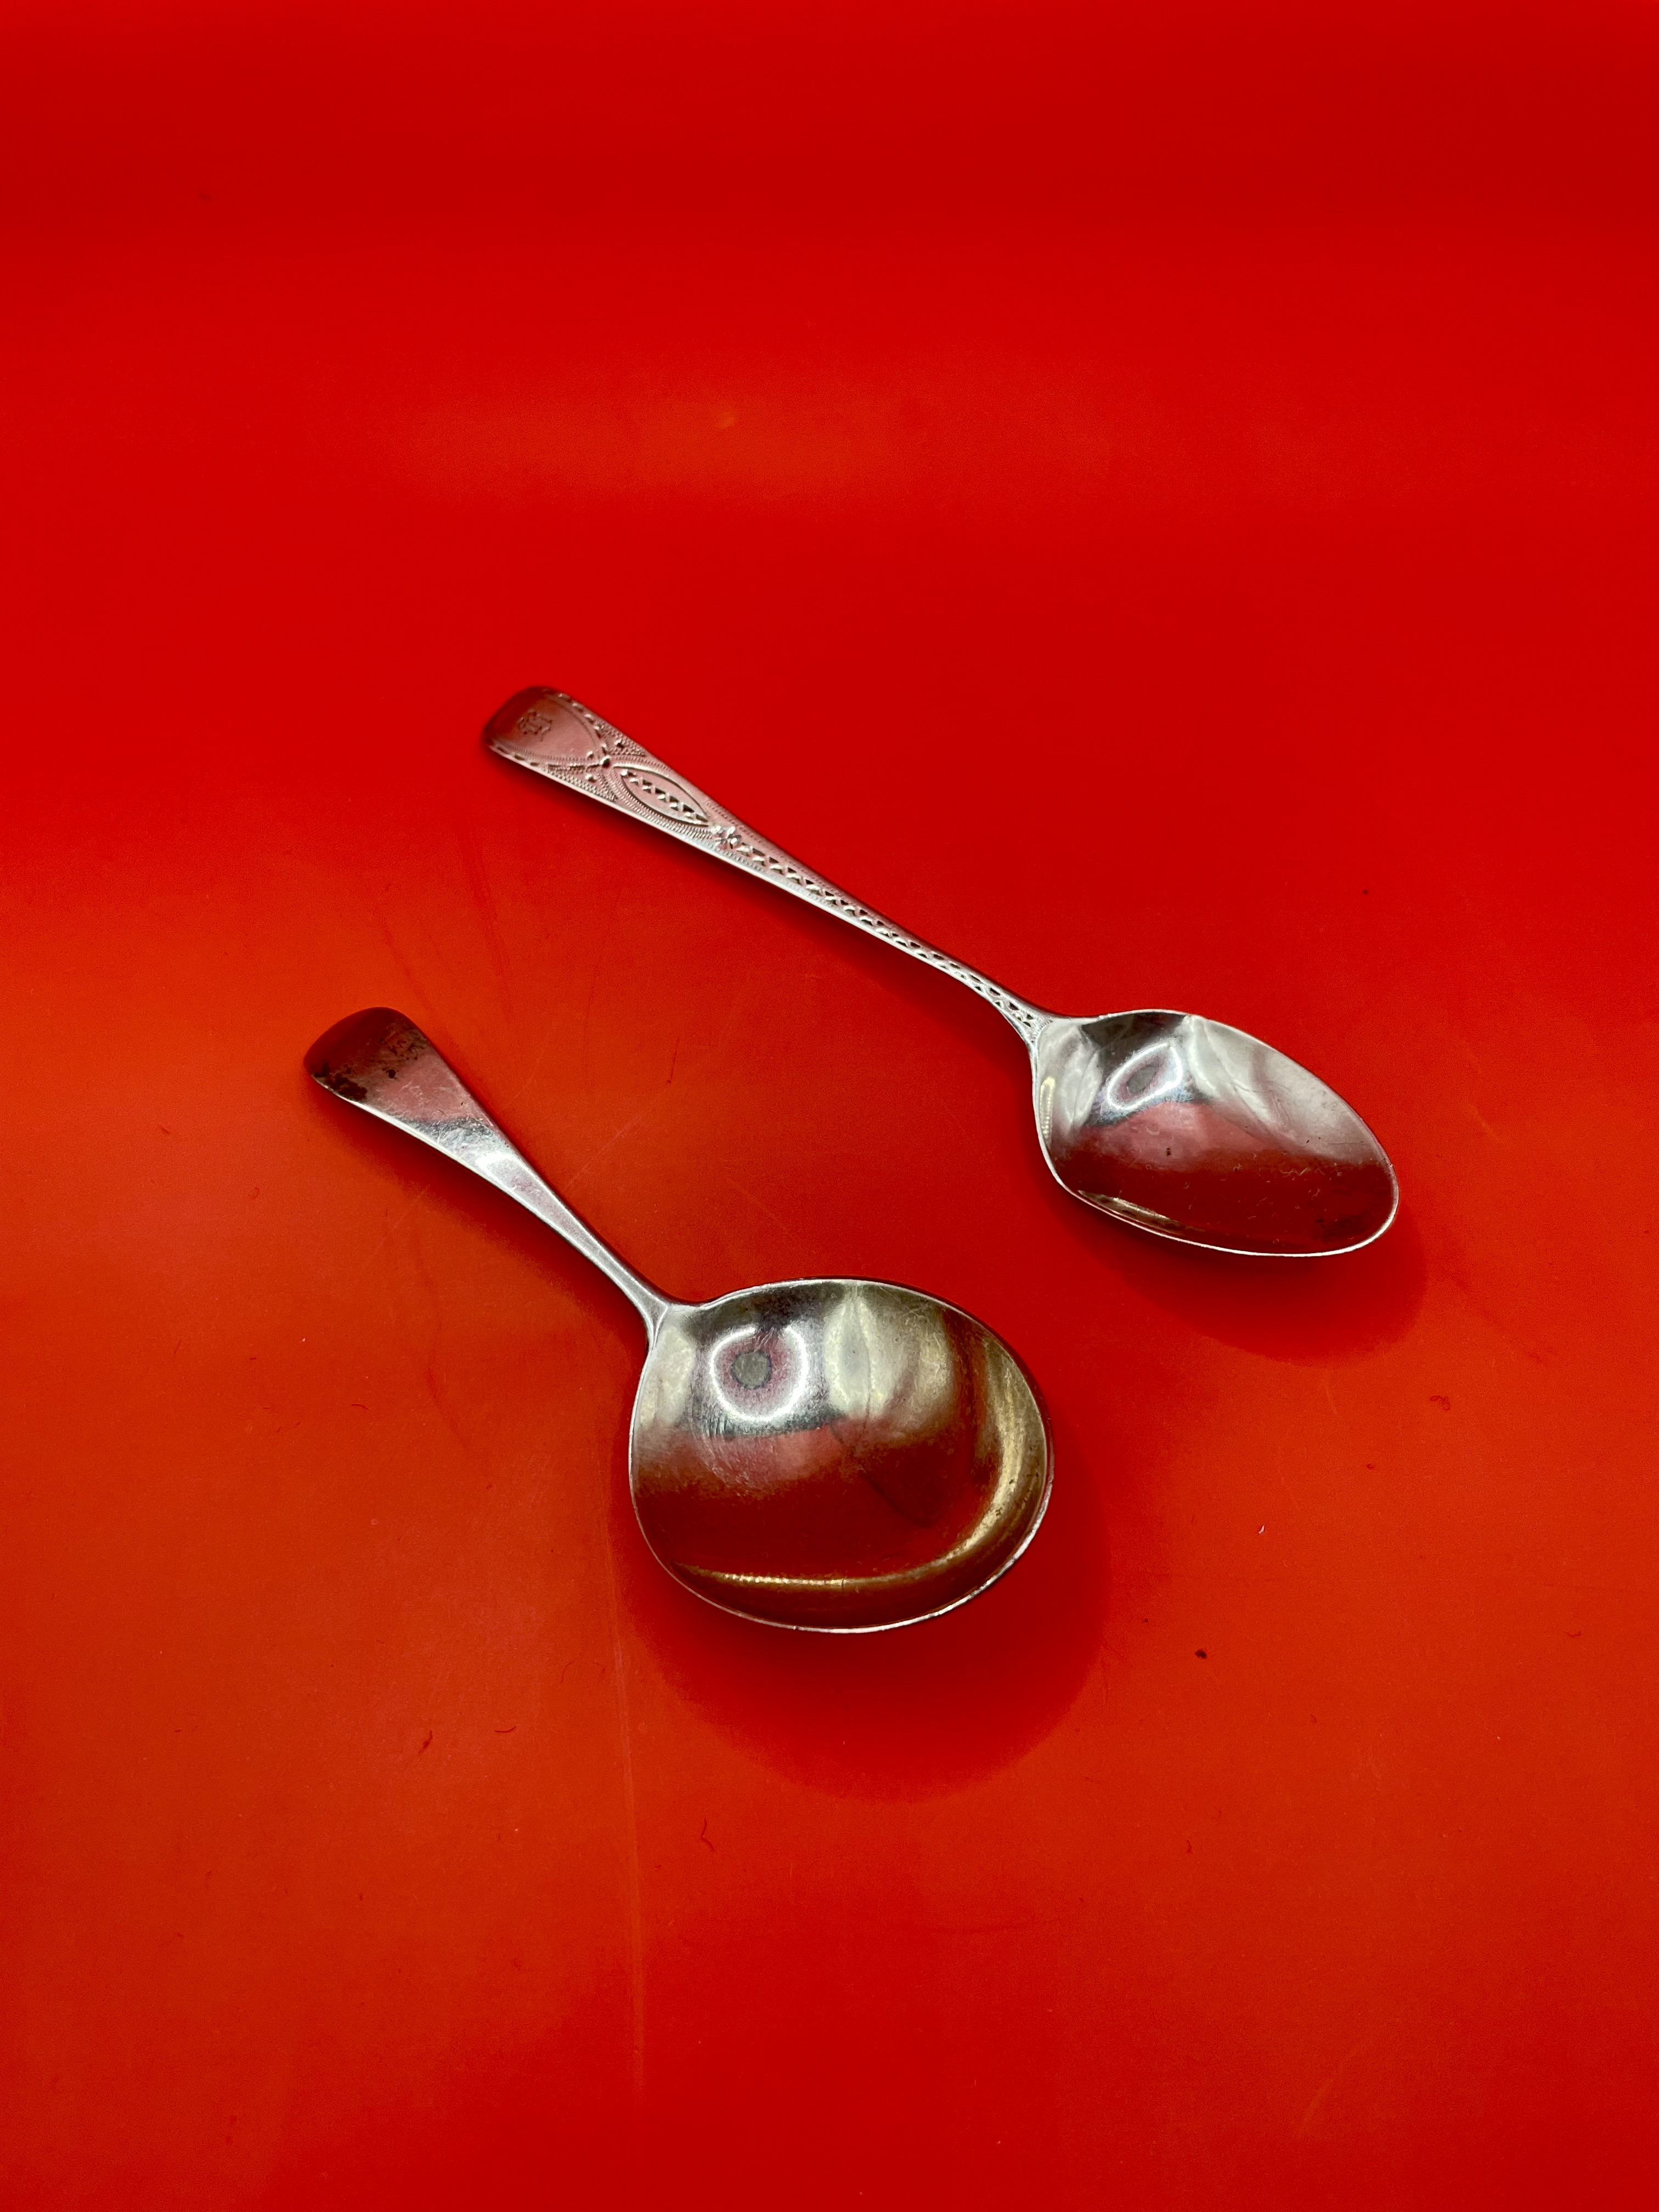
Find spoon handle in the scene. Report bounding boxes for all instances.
[304,1008,672,1335]
[484,689,1050,1046]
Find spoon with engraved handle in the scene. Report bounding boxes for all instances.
[485,689,1397,1257]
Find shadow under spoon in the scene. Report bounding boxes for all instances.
[486,687,1398,1258]
[306,1008,1052,1633]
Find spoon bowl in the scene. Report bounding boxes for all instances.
[635,1277,1048,1629]
[307,1009,1051,1633]
[1032,1010,1397,1256]
[486,687,1400,1260]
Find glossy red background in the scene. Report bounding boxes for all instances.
[3,5,1656,2205]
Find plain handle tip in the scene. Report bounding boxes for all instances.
[304,1007,422,1101]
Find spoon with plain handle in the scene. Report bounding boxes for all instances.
[485,690,1398,1258]
[306,1008,1052,1633]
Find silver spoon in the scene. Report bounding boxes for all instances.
[306,1008,1052,1633]
[485,690,1398,1258]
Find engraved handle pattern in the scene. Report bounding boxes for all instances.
[485,690,1048,1045]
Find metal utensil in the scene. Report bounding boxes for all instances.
[485,690,1398,1257]
[306,1009,1052,1633]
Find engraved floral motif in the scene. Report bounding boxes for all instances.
[609,763,712,827]
[492,693,1045,1045]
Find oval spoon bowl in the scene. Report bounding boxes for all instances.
[1032,1011,1398,1256]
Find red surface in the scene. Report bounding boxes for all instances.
[3,5,1657,2206]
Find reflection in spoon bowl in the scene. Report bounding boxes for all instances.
[1035,1012,1398,1256]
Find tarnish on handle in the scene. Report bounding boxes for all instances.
[304,1007,672,1335]
[483,689,1051,1047]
